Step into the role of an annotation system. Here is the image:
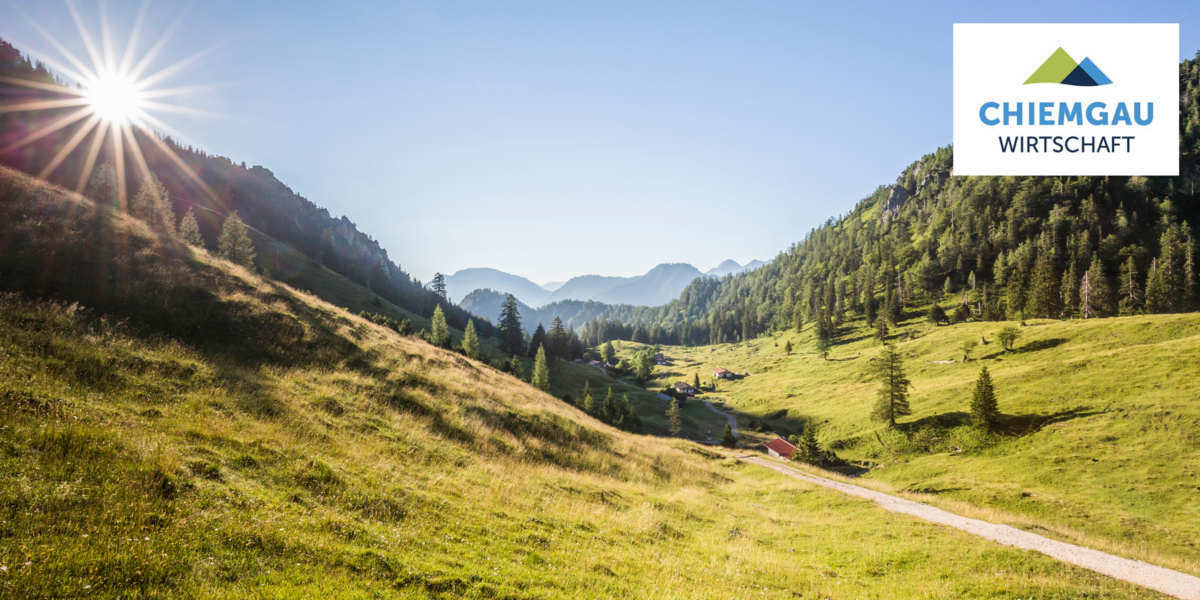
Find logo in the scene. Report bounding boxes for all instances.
[953,23,1178,176]
[1024,47,1112,86]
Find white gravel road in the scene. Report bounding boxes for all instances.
[703,400,738,436]
[742,456,1200,600]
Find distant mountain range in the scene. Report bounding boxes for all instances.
[442,268,554,305]
[705,259,766,278]
[444,260,764,311]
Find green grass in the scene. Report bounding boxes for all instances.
[0,165,1174,597]
[648,302,1200,575]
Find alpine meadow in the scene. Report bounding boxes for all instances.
[1,3,1200,599]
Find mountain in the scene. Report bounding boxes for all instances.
[595,263,705,306]
[541,281,565,291]
[705,259,767,278]
[540,274,632,304]
[442,267,549,305]
[705,259,744,277]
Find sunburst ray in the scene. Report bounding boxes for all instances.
[3,0,226,208]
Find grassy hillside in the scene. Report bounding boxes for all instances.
[639,302,1200,576]
[0,168,1170,598]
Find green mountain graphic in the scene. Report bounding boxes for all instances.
[1023,47,1078,84]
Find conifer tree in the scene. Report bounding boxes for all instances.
[217,211,256,269]
[623,394,642,432]
[1117,256,1141,315]
[1028,250,1061,318]
[1081,255,1114,318]
[784,339,793,355]
[720,423,737,448]
[1145,258,1166,314]
[602,341,616,364]
[528,324,547,359]
[130,172,175,234]
[796,425,821,464]
[532,345,550,392]
[870,344,912,427]
[548,316,569,362]
[462,319,480,360]
[498,294,525,356]
[1061,260,1080,317]
[431,305,450,347]
[430,273,447,301]
[667,400,683,438]
[509,355,524,381]
[876,316,888,342]
[602,388,617,424]
[693,373,701,389]
[1185,237,1198,311]
[178,208,203,246]
[814,337,832,360]
[969,365,1000,431]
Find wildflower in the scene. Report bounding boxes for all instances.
[0,565,6,572]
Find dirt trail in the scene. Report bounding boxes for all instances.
[703,400,737,436]
[742,456,1200,600]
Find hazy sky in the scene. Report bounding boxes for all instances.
[3,1,1198,284]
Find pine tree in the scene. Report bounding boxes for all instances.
[178,208,203,246]
[1061,259,1080,317]
[876,316,888,342]
[1145,258,1166,313]
[602,388,617,424]
[1081,255,1114,318]
[870,344,912,427]
[969,365,1000,431]
[1118,256,1142,315]
[693,373,701,389]
[509,355,525,381]
[498,294,525,356]
[528,324,547,359]
[1028,249,1061,318]
[217,211,256,269]
[1185,236,1198,311]
[463,319,480,360]
[548,316,569,363]
[130,172,175,235]
[796,425,821,464]
[431,305,450,347]
[602,341,616,364]
[532,345,550,391]
[622,394,642,432]
[814,337,832,360]
[784,339,793,355]
[430,273,447,300]
[720,423,737,448]
[667,400,683,437]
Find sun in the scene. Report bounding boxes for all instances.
[84,72,145,125]
[0,1,221,205]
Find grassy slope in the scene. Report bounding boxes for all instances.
[0,167,1169,598]
[644,303,1200,575]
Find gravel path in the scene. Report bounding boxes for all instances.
[742,456,1200,600]
[703,400,738,436]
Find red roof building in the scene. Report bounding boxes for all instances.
[763,438,795,460]
[712,367,732,379]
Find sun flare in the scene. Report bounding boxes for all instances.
[84,72,144,125]
[0,1,220,204]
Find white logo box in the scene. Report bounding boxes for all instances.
[953,23,1178,176]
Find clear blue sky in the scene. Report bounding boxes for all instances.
[3,1,1197,284]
